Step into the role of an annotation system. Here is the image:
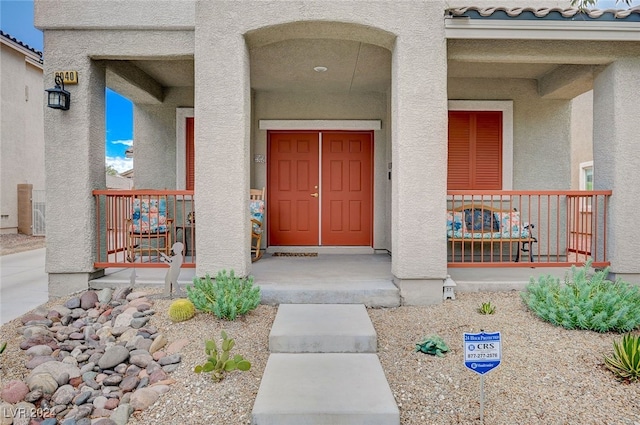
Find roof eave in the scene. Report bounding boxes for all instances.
[445,18,640,41]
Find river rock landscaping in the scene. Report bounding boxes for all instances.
[0,288,187,424]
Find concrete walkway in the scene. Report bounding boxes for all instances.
[0,248,48,325]
[252,304,400,424]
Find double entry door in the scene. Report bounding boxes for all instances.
[267,131,373,246]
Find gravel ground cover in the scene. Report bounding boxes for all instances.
[0,234,45,256]
[1,286,638,424]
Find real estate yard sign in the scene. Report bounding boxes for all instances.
[464,331,502,423]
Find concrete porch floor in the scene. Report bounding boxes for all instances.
[89,253,574,298]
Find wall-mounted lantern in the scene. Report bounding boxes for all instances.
[45,75,71,110]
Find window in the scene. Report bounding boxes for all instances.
[448,111,502,190]
[580,161,593,191]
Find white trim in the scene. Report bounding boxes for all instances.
[445,19,640,41]
[176,108,194,190]
[259,120,381,131]
[579,161,594,191]
[448,100,513,191]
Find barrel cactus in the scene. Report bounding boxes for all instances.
[168,298,196,322]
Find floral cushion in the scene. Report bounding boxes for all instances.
[446,209,530,239]
[250,199,265,234]
[131,198,168,233]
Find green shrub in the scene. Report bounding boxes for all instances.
[415,335,449,357]
[194,330,251,382]
[186,270,261,320]
[478,302,496,315]
[521,261,640,333]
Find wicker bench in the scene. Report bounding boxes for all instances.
[446,204,537,262]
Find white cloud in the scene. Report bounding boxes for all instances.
[106,156,133,173]
[110,139,134,147]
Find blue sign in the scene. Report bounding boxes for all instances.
[463,331,501,375]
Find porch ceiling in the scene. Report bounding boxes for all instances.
[108,39,601,99]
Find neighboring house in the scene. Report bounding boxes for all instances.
[0,31,45,235]
[34,1,640,302]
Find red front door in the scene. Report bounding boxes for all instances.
[268,132,320,245]
[268,131,373,246]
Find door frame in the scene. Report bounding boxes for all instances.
[263,120,381,247]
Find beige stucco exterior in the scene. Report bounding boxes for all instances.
[34,0,640,299]
[0,35,45,234]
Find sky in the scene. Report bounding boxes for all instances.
[1,0,134,173]
[1,0,638,173]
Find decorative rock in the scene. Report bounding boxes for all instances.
[80,291,99,310]
[21,313,47,325]
[162,364,180,373]
[97,288,113,304]
[82,371,98,383]
[56,372,71,386]
[109,403,132,425]
[1,379,30,403]
[114,363,128,374]
[94,419,118,425]
[20,335,59,351]
[148,334,167,354]
[148,369,168,385]
[98,346,129,370]
[126,292,147,302]
[112,313,133,329]
[52,385,76,405]
[129,317,150,329]
[69,377,83,388]
[0,402,13,425]
[116,328,137,343]
[22,326,52,340]
[24,318,53,328]
[62,356,78,367]
[26,355,56,369]
[129,352,152,369]
[65,297,81,309]
[166,338,189,355]
[158,354,181,366]
[136,377,149,390]
[148,384,171,395]
[104,397,120,410]
[152,351,165,361]
[25,345,53,358]
[26,372,58,395]
[129,387,159,411]
[119,376,140,392]
[12,401,36,425]
[24,389,43,402]
[93,395,108,409]
[41,418,58,425]
[31,361,81,381]
[102,375,123,386]
[73,391,92,406]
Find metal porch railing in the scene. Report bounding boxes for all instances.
[93,190,195,268]
[447,190,611,268]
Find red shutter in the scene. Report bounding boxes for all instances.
[186,117,195,191]
[448,111,502,190]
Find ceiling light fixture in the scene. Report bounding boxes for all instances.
[313,66,328,73]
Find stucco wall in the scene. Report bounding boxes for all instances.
[448,77,572,189]
[134,87,194,189]
[252,90,389,250]
[570,90,593,190]
[0,44,45,234]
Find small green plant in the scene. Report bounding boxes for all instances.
[415,335,449,357]
[478,302,496,315]
[604,333,640,382]
[193,331,251,382]
[186,270,261,320]
[0,341,6,355]
[522,261,640,333]
[168,298,196,322]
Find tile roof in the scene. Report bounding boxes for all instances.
[446,6,640,21]
[0,30,43,57]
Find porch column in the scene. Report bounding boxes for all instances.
[44,33,106,297]
[391,10,448,304]
[194,3,251,276]
[593,58,640,284]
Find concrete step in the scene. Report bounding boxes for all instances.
[258,280,400,307]
[269,304,377,353]
[251,353,400,425]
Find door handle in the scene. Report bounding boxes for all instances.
[310,193,319,197]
